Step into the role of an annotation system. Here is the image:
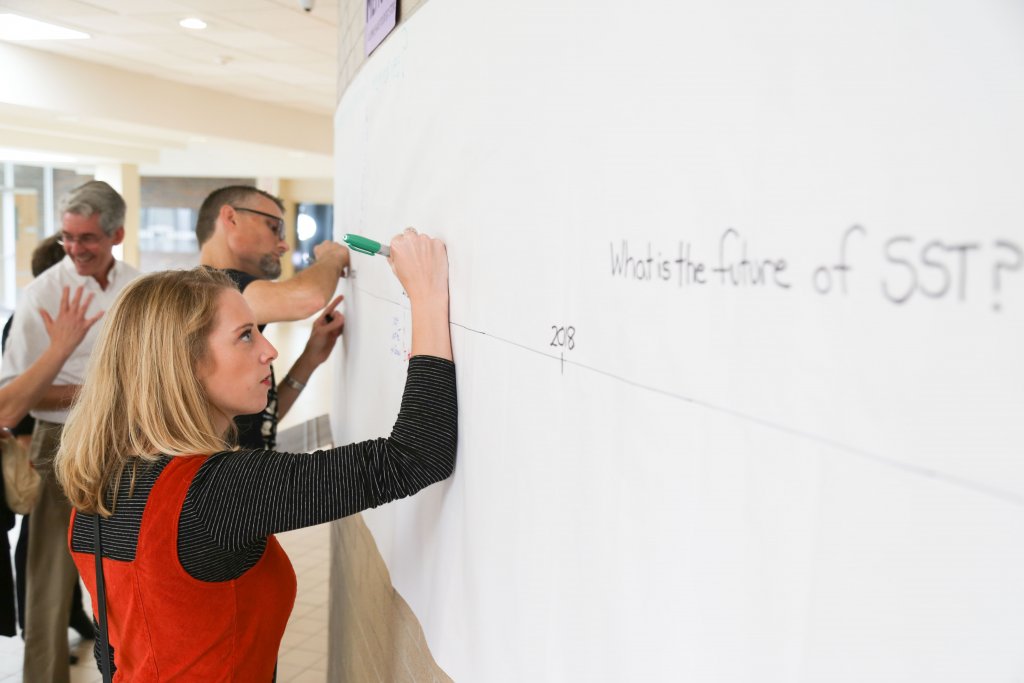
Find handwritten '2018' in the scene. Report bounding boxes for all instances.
[550,325,576,351]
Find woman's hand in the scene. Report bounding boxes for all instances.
[388,228,452,361]
[388,227,449,306]
[40,286,103,358]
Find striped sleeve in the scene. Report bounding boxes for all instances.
[181,356,457,551]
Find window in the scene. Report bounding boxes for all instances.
[292,203,334,273]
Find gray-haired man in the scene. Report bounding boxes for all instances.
[0,180,140,683]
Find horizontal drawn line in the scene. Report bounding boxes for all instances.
[353,285,1024,509]
[356,287,405,307]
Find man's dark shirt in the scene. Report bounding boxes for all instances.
[219,269,278,450]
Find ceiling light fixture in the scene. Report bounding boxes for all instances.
[179,17,207,30]
[0,13,89,41]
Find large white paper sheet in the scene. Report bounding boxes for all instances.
[333,1,1024,680]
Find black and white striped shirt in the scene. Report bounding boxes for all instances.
[71,356,457,582]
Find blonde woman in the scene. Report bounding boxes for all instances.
[55,229,456,681]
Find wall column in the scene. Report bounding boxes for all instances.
[94,163,140,268]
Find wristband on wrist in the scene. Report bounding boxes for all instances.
[282,374,306,392]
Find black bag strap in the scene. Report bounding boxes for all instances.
[93,514,113,683]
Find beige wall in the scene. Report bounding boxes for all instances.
[141,177,254,209]
[0,41,332,158]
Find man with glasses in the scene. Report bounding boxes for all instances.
[196,185,350,450]
[0,180,140,683]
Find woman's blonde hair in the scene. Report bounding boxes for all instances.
[56,267,238,516]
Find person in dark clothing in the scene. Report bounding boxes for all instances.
[56,229,455,679]
[195,186,350,449]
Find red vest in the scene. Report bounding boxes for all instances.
[70,456,297,681]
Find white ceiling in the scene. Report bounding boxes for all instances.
[0,0,339,113]
[0,0,342,177]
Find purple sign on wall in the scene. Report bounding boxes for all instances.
[365,0,397,56]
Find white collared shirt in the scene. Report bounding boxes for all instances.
[0,255,140,424]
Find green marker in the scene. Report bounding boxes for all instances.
[343,233,390,257]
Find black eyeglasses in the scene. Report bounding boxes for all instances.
[231,206,286,241]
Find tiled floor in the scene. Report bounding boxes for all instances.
[0,521,331,683]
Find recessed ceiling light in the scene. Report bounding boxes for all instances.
[0,13,89,41]
[179,17,207,30]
